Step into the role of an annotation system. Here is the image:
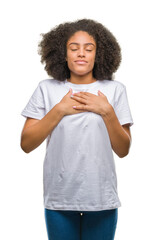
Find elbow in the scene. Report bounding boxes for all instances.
[118,146,130,158]
[20,144,30,154]
[118,151,129,158]
[118,139,131,158]
[20,139,31,154]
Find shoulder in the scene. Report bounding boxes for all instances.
[37,79,65,93]
[39,78,64,87]
[102,79,125,88]
[100,79,126,94]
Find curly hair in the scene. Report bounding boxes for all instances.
[38,19,121,81]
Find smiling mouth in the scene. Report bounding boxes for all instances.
[75,60,88,64]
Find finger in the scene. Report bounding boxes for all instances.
[82,92,91,97]
[98,90,105,95]
[72,93,88,100]
[98,90,109,103]
[68,88,73,95]
[73,104,87,110]
[68,88,74,98]
[73,92,90,98]
[71,95,87,104]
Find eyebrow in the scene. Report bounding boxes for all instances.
[69,42,95,46]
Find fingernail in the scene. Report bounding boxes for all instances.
[74,91,80,94]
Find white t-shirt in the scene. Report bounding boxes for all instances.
[21,79,134,211]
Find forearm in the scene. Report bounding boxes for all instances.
[101,104,131,158]
[21,104,64,153]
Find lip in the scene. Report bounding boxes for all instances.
[74,60,88,64]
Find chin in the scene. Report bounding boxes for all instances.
[72,70,93,76]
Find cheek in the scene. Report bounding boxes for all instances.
[66,51,75,65]
[89,55,96,67]
[87,51,96,63]
[66,57,75,71]
[92,52,96,62]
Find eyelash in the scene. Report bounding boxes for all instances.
[71,49,92,52]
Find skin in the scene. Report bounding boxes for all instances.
[66,31,97,84]
[21,30,132,157]
[66,31,132,157]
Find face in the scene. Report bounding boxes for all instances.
[66,31,96,77]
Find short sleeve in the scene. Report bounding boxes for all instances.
[114,86,134,126]
[21,83,45,120]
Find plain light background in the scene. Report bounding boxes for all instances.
[0,0,153,239]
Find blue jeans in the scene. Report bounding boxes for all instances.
[44,208,118,240]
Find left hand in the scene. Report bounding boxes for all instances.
[71,90,112,116]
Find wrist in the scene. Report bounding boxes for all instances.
[100,103,113,118]
[55,103,65,118]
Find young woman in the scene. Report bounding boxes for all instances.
[20,19,134,240]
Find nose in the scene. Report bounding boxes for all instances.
[78,47,85,57]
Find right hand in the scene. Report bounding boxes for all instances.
[58,88,87,116]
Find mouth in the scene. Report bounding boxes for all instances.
[74,60,88,65]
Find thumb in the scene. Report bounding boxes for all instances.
[68,88,73,95]
[98,90,103,95]
[67,88,72,94]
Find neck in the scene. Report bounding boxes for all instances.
[67,73,96,84]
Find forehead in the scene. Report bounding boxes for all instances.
[67,31,96,45]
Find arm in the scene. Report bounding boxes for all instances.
[101,104,131,158]
[21,87,86,153]
[71,90,132,158]
[20,104,64,153]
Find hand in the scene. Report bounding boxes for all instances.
[58,88,88,116]
[70,90,112,116]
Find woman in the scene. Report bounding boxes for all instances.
[20,19,133,240]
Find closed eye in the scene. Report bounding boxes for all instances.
[70,49,93,52]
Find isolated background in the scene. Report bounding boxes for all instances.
[0,0,153,239]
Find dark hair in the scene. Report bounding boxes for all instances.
[38,19,121,81]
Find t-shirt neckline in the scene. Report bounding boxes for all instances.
[64,79,100,89]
